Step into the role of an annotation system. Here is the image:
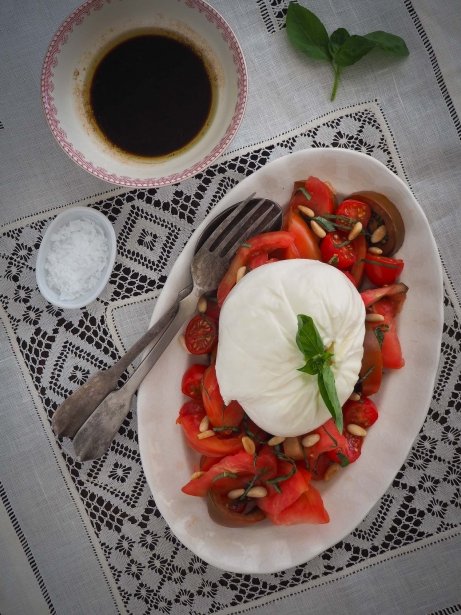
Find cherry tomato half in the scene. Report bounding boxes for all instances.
[336,199,371,228]
[364,254,404,286]
[181,364,207,400]
[320,232,356,270]
[184,314,217,355]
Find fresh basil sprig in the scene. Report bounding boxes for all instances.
[296,314,343,431]
[286,2,409,101]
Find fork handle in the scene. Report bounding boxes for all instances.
[72,288,199,461]
[52,299,180,438]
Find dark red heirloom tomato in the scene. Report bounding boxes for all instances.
[181,364,207,400]
[320,232,356,270]
[359,325,383,397]
[184,314,217,355]
[364,254,404,286]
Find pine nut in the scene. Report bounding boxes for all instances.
[190,471,205,480]
[324,463,341,481]
[371,224,387,244]
[310,220,326,238]
[347,423,367,437]
[366,312,385,323]
[236,266,246,283]
[349,392,361,401]
[301,433,321,448]
[348,221,362,241]
[242,436,256,455]
[179,334,190,353]
[197,296,207,313]
[227,488,245,500]
[246,486,268,498]
[268,436,286,446]
[199,415,210,433]
[298,205,315,218]
[197,429,215,440]
[368,246,383,255]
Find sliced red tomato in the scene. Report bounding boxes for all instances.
[360,283,408,309]
[204,298,220,322]
[184,314,217,355]
[364,254,404,286]
[359,324,383,396]
[350,234,367,287]
[201,365,244,428]
[320,232,356,270]
[181,364,207,400]
[343,397,378,429]
[176,401,243,458]
[217,231,296,306]
[200,455,223,472]
[303,419,348,469]
[328,431,363,465]
[247,251,269,269]
[269,484,329,525]
[336,199,371,227]
[182,447,278,497]
[258,460,310,517]
[369,298,405,369]
[309,453,334,481]
[283,210,322,260]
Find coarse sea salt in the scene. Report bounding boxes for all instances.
[44,218,109,300]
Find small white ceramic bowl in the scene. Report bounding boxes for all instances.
[36,207,117,309]
[41,0,247,187]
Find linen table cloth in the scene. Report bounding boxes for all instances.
[1,0,461,613]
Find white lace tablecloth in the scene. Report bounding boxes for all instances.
[1,1,460,614]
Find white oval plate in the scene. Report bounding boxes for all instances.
[137,148,443,573]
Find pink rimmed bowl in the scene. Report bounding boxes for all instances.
[41,0,247,187]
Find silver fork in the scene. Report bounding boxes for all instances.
[63,196,282,461]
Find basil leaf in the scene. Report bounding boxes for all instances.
[334,34,376,67]
[296,315,325,358]
[318,365,343,432]
[329,27,350,56]
[286,2,331,61]
[313,215,336,232]
[364,31,409,56]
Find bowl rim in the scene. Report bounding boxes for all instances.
[36,206,117,309]
[41,0,248,188]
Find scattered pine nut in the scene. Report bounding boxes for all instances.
[366,312,385,323]
[268,435,286,446]
[242,436,256,455]
[197,429,215,440]
[246,486,268,498]
[368,246,383,255]
[371,224,387,244]
[227,488,245,500]
[236,266,247,283]
[190,471,205,480]
[324,463,341,481]
[348,221,362,241]
[197,296,207,313]
[349,392,361,401]
[179,334,190,353]
[301,433,321,448]
[298,205,315,218]
[310,220,327,238]
[199,415,210,433]
[347,423,367,437]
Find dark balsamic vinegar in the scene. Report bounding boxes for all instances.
[89,34,213,157]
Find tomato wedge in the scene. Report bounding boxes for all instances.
[176,401,244,458]
[217,231,296,306]
[258,460,310,517]
[283,210,322,260]
[349,234,367,287]
[182,447,278,496]
[328,431,363,465]
[364,254,404,286]
[343,397,378,429]
[269,484,329,525]
[201,365,244,428]
[359,324,383,396]
[360,283,408,309]
[303,419,348,469]
[369,298,405,369]
[181,364,207,400]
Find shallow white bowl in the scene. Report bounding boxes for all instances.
[41,0,247,187]
[36,207,116,309]
[137,148,443,573]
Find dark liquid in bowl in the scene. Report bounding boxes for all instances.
[89,34,213,157]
